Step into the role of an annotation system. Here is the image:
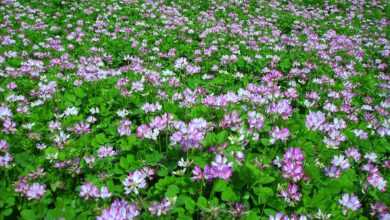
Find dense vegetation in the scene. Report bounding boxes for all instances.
[0,0,389,219]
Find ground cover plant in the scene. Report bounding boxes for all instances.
[0,0,389,219]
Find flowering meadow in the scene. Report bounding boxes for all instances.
[0,0,390,219]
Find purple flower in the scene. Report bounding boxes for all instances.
[123,170,148,194]
[192,165,204,181]
[171,118,208,151]
[0,106,13,119]
[80,182,100,199]
[99,186,111,199]
[220,111,242,130]
[268,99,293,119]
[281,148,305,182]
[247,111,264,130]
[174,57,188,69]
[72,122,91,134]
[204,154,233,180]
[370,202,389,218]
[26,183,46,200]
[280,183,301,204]
[231,203,245,217]
[331,155,350,170]
[148,198,172,216]
[142,102,162,113]
[118,119,132,136]
[305,111,326,131]
[0,152,13,167]
[2,118,16,134]
[367,173,387,192]
[97,145,117,158]
[270,127,290,143]
[345,147,361,161]
[339,194,361,213]
[324,166,341,178]
[269,213,288,220]
[0,140,9,151]
[97,199,139,220]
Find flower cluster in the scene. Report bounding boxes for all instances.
[192,154,233,181]
[123,167,154,194]
[0,140,12,167]
[79,182,111,199]
[148,198,174,216]
[324,155,350,178]
[15,177,46,200]
[338,193,361,214]
[1,0,390,219]
[280,183,302,205]
[362,163,387,192]
[171,118,208,151]
[97,199,139,220]
[281,148,305,182]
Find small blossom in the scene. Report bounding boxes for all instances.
[97,200,139,220]
[339,194,361,213]
[26,183,46,200]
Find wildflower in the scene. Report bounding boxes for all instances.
[118,119,132,136]
[99,186,111,199]
[281,148,305,182]
[63,107,79,117]
[247,111,264,130]
[171,118,208,151]
[97,145,117,158]
[123,170,147,194]
[97,200,139,220]
[204,154,233,180]
[149,198,173,216]
[0,105,12,119]
[80,182,100,199]
[191,165,204,180]
[305,111,326,131]
[345,147,361,161]
[339,194,361,213]
[26,183,46,200]
[280,183,302,205]
[270,127,290,143]
[0,152,13,167]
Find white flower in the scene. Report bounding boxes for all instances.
[63,107,79,116]
[116,109,129,118]
[364,152,377,162]
[177,158,191,168]
[162,69,174,76]
[90,107,100,114]
[22,123,35,130]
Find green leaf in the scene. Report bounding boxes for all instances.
[213,179,228,192]
[119,134,138,151]
[197,196,208,209]
[244,210,260,220]
[91,134,108,147]
[166,185,180,197]
[221,187,238,201]
[181,195,195,212]
[21,209,37,220]
[254,187,274,204]
[119,155,135,169]
[256,174,275,185]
